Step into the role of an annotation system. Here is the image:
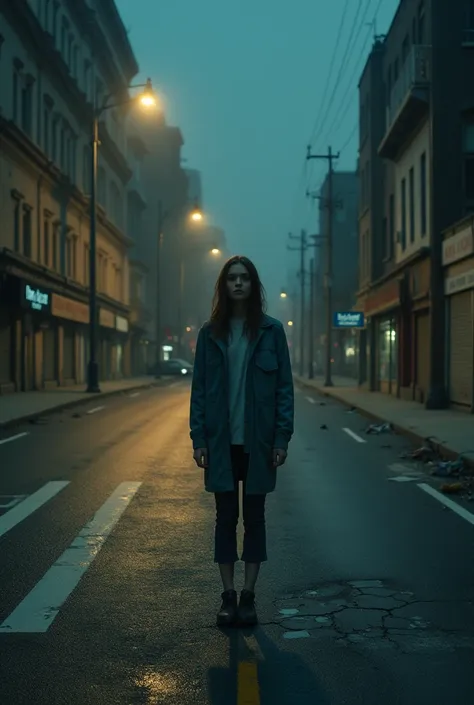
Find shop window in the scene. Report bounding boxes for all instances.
[52,223,59,271]
[21,76,34,137]
[378,318,398,387]
[13,199,21,252]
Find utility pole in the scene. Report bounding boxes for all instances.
[306,145,339,387]
[288,230,307,376]
[309,257,315,379]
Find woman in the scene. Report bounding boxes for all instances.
[189,255,294,627]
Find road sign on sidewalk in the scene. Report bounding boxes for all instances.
[333,311,365,328]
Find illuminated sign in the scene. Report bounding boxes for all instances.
[23,284,50,312]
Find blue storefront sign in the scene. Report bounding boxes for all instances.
[21,283,51,313]
[333,311,365,328]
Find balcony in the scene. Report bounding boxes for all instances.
[379,45,430,160]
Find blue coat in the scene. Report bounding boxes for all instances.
[189,314,294,494]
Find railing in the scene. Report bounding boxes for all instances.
[385,45,430,131]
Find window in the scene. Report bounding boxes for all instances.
[389,193,395,258]
[12,67,19,123]
[52,223,59,270]
[21,76,34,137]
[84,243,89,286]
[418,2,425,43]
[463,123,474,200]
[382,217,388,260]
[409,167,415,242]
[22,206,32,258]
[420,152,427,235]
[82,145,91,193]
[51,115,59,162]
[400,179,407,250]
[44,0,51,31]
[52,0,59,43]
[66,235,76,279]
[13,200,21,251]
[83,60,91,102]
[43,96,53,155]
[402,35,410,63]
[43,218,50,266]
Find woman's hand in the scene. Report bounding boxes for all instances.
[193,448,208,468]
[273,449,287,467]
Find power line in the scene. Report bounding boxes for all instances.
[309,0,352,146]
[321,0,387,147]
[313,0,372,146]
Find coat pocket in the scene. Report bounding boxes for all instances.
[254,350,278,403]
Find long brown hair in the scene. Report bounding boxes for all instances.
[209,256,266,340]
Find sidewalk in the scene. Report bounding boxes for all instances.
[295,375,474,465]
[0,377,161,429]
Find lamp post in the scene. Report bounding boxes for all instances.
[154,200,202,377]
[86,80,157,393]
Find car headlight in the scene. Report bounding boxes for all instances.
[181,368,188,375]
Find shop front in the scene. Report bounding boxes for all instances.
[115,315,129,378]
[51,293,89,386]
[99,308,115,381]
[363,278,401,395]
[442,216,474,411]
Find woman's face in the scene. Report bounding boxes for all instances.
[226,262,252,303]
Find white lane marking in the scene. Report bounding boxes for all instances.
[342,428,367,444]
[0,481,142,633]
[0,482,70,539]
[418,483,474,527]
[305,396,316,404]
[0,432,29,447]
[129,392,140,398]
[87,405,105,415]
[0,495,27,509]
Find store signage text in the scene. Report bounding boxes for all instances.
[24,284,49,312]
[445,268,474,295]
[442,226,474,266]
[333,312,365,328]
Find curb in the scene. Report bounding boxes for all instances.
[296,376,473,469]
[0,379,168,432]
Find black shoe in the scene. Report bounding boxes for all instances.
[216,589,238,626]
[238,589,258,626]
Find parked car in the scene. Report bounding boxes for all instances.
[158,358,194,376]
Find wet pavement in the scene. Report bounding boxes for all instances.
[0,380,473,704]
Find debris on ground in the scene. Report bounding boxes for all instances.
[29,417,48,425]
[440,482,463,494]
[319,402,326,406]
[380,444,392,449]
[400,436,441,463]
[320,424,328,430]
[346,406,356,414]
[365,422,392,435]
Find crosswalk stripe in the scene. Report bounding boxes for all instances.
[0,482,70,539]
[0,481,142,633]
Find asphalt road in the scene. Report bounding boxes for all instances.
[0,380,474,705]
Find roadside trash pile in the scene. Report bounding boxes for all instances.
[401,437,473,497]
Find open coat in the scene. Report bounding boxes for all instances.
[189,315,294,494]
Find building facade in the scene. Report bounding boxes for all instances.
[0,0,139,393]
[357,0,474,407]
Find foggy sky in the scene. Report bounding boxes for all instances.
[115,0,399,315]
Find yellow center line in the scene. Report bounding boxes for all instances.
[238,661,260,705]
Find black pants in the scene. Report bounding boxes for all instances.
[214,445,267,564]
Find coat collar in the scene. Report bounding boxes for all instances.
[208,314,273,355]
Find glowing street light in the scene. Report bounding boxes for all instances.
[211,248,221,255]
[280,290,288,298]
[287,320,294,327]
[139,78,157,108]
[190,203,203,222]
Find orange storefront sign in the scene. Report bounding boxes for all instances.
[364,279,400,317]
[51,294,89,324]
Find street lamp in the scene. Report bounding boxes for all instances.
[280,290,288,298]
[211,248,220,255]
[86,79,157,393]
